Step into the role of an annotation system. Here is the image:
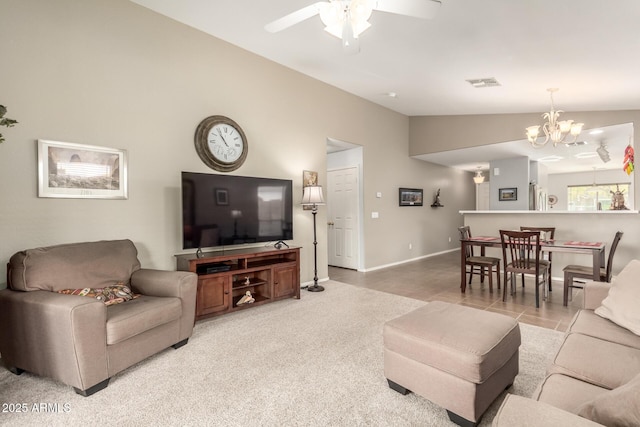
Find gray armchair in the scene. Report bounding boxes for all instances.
[0,239,197,396]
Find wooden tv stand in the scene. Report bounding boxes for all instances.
[176,246,300,321]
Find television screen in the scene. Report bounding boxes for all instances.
[181,172,293,250]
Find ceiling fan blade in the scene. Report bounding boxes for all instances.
[264,2,326,33]
[374,0,441,19]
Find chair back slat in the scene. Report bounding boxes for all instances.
[500,230,542,273]
[605,231,624,282]
[458,226,474,259]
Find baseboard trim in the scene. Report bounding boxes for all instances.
[300,277,330,287]
[360,248,459,273]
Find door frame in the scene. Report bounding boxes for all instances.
[326,142,365,271]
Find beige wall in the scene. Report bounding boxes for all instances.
[409,111,640,154]
[0,0,474,288]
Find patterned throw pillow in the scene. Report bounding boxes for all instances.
[58,283,140,306]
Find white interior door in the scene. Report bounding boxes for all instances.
[327,167,359,269]
[476,182,490,210]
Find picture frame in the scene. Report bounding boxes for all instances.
[399,188,423,206]
[303,170,318,211]
[499,187,518,201]
[215,188,229,205]
[37,139,128,199]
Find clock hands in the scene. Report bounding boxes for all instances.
[217,128,229,147]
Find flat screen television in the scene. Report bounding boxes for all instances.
[181,171,293,250]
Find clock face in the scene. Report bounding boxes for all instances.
[194,116,248,172]
[207,123,244,163]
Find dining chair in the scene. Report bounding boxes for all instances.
[458,226,501,292]
[520,226,555,292]
[499,230,550,308]
[562,231,623,306]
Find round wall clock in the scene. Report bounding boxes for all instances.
[194,115,248,172]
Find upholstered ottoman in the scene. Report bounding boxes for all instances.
[384,301,521,427]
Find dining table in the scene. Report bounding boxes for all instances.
[459,236,606,293]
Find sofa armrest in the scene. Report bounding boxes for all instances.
[582,281,611,310]
[492,394,602,426]
[130,269,197,340]
[0,289,108,391]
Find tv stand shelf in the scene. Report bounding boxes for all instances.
[176,246,300,321]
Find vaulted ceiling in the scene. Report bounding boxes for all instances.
[130,0,640,117]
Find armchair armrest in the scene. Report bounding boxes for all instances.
[583,281,611,310]
[130,269,197,340]
[0,289,108,391]
[130,268,196,298]
[492,394,602,426]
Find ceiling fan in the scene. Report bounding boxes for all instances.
[265,0,442,53]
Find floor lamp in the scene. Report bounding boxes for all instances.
[301,185,325,292]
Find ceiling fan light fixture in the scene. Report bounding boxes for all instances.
[320,0,372,40]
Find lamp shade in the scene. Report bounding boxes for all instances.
[301,185,325,206]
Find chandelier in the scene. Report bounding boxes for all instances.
[525,88,584,148]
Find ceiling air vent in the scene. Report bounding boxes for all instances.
[566,141,588,147]
[466,78,501,88]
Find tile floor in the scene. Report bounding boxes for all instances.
[329,250,583,332]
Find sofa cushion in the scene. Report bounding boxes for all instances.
[106,295,181,345]
[492,393,602,427]
[595,259,640,336]
[58,283,140,306]
[567,309,640,350]
[577,373,640,426]
[535,373,608,414]
[8,240,141,292]
[549,333,640,390]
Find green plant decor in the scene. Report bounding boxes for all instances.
[0,105,19,143]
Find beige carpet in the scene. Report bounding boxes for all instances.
[0,281,564,426]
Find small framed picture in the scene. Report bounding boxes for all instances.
[399,188,423,206]
[215,188,229,205]
[499,187,518,201]
[37,139,127,199]
[303,170,318,211]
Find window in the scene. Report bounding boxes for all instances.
[567,183,631,211]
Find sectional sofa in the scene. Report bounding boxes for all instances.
[493,260,640,426]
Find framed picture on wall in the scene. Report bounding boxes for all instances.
[399,188,423,206]
[499,187,518,201]
[37,139,128,199]
[303,170,318,211]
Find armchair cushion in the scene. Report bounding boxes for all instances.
[106,296,182,345]
[595,259,640,335]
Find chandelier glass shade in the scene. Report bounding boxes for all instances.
[526,88,584,148]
